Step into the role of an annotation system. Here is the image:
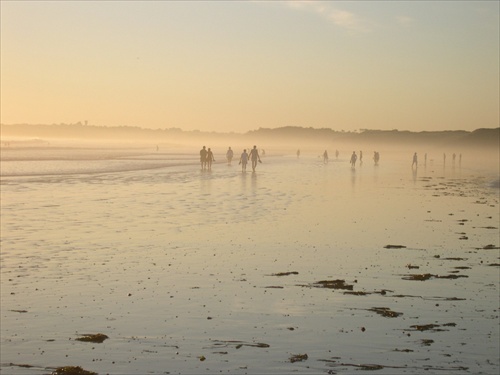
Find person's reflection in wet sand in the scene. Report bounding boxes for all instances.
[412,167,418,183]
[251,170,257,192]
[351,167,356,189]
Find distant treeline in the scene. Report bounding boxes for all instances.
[1,123,499,149]
[248,126,500,148]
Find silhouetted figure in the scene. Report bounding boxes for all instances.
[323,150,329,164]
[206,148,215,170]
[373,151,380,165]
[261,149,266,157]
[452,153,456,165]
[240,149,248,171]
[335,150,339,159]
[156,145,159,152]
[412,152,418,168]
[359,150,363,164]
[443,153,446,166]
[200,146,207,170]
[249,145,261,172]
[350,151,357,167]
[226,147,234,165]
[297,149,300,158]
[459,153,462,167]
[424,153,427,166]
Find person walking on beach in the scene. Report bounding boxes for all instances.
[373,151,380,165]
[226,147,234,165]
[297,149,300,159]
[206,148,215,170]
[239,149,248,171]
[412,152,418,168]
[323,150,329,164]
[350,151,357,167]
[359,150,363,164]
[335,150,339,160]
[200,146,208,170]
[249,145,261,172]
[424,153,427,166]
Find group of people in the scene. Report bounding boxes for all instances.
[322,149,341,163]
[199,146,216,170]
[200,145,262,172]
[412,152,461,168]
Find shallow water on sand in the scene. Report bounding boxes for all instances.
[1,148,499,374]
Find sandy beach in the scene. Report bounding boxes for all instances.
[1,145,499,374]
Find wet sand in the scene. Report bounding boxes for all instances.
[1,147,499,374]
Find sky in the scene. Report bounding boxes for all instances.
[1,1,499,134]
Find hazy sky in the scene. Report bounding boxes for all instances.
[1,1,498,133]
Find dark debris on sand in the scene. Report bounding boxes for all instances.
[402,273,468,281]
[75,333,108,343]
[51,366,97,375]
[368,307,403,318]
[289,353,308,363]
[270,271,299,276]
[409,323,457,332]
[309,279,354,290]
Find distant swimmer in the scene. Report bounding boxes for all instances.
[249,145,261,172]
[206,148,215,170]
[200,146,208,170]
[412,152,418,168]
[323,150,329,164]
[350,151,357,167]
[239,149,249,171]
[226,147,234,165]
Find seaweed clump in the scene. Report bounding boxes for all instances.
[51,366,97,375]
[368,307,403,318]
[289,353,308,363]
[271,271,299,276]
[312,280,354,290]
[75,333,108,343]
